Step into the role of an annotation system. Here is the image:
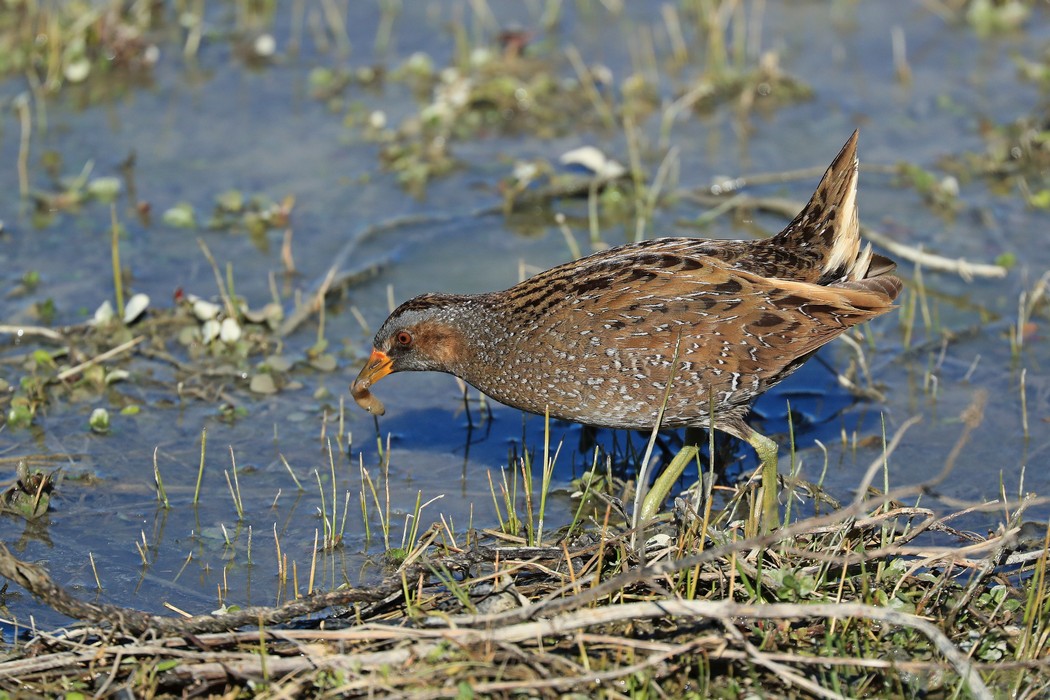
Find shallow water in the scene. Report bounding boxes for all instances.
[0,1,1048,630]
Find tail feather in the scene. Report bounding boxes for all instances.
[773,130,862,284]
[864,251,897,279]
[820,132,861,281]
[835,269,903,302]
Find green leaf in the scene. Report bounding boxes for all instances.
[89,407,111,433]
[87,177,122,200]
[995,252,1017,268]
[162,202,197,229]
[1029,189,1050,209]
[216,189,244,213]
[6,404,34,429]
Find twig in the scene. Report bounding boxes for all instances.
[15,93,31,198]
[684,191,1008,279]
[0,325,65,342]
[721,618,841,700]
[463,599,990,700]
[196,239,237,320]
[55,336,145,382]
[564,45,616,130]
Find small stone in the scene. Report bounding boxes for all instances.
[219,317,242,343]
[64,58,90,83]
[249,373,278,394]
[123,293,150,324]
[559,146,626,179]
[253,33,276,57]
[92,300,115,325]
[309,354,337,372]
[193,299,222,321]
[265,355,293,372]
[201,319,221,343]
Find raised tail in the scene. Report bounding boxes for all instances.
[773,130,873,285]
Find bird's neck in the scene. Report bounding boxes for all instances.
[435,295,526,394]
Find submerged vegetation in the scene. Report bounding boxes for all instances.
[0,0,1047,697]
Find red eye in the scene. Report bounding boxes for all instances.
[395,330,413,347]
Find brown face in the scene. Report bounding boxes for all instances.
[350,295,475,416]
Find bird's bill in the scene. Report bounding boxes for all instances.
[351,348,392,415]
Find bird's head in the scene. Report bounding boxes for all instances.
[350,293,478,415]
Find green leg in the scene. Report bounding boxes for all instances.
[746,430,780,532]
[637,424,780,529]
[639,444,699,522]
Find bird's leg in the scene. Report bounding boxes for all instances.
[745,429,780,533]
[719,420,780,532]
[637,421,780,528]
[638,443,699,522]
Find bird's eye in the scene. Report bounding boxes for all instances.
[395,330,413,347]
